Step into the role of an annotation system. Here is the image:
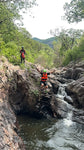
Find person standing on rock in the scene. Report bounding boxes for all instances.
[20,46,25,63]
[36,68,54,89]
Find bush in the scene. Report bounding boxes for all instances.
[63,35,84,66]
[1,41,21,65]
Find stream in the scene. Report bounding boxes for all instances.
[17,84,84,150]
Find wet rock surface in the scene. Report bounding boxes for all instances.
[65,77,84,108]
[64,62,84,109]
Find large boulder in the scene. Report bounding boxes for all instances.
[72,67,84,79]
[65,77,84,108]
[64,68,73,79]
[7,69,58,118]
[50,95,71,119]
[7,64,61,118]
[64,61,84,80]
[8,69,40,115]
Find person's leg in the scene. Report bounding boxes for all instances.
[44,82,48,89]
[21,56,22,63]
[40,81,44,89]
[23,58,25,63]
[45,85,48,88]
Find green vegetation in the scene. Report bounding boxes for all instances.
[0,1,55,68]
[63,35,84,65]
[50,28,84,66]
[64,0,84,23]
[32,90,39,97]
[62,0,84,65]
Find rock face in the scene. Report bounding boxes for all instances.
[0,101,24,150]
[0,57,84,149]
[8,66,60,118]
[64,62,84,109]
[64,61,84,80]
[0,57,25,150]
[65,77,84,108]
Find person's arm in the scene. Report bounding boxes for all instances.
[50,70,55,74]
[36,67,41,73]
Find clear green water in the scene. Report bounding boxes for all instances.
[17,114,84,150]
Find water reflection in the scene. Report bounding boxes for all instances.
[17,115,84,150]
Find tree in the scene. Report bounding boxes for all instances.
[0,0,36,10]
[51,28,84,53]
[63,35,84,66]
[52,40,62,66]
[64,0,84,23]
[50,28,84,66]
[0,0,37,26]
[0,0,36,42]
[19,28,32,39]
[0,3,14,25]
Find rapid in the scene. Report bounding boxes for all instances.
[17,84,84,150]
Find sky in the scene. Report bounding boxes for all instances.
[22,0,84,39]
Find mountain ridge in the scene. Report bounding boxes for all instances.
[33,37,57,48]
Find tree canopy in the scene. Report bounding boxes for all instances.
[0,0,36,9]
[64,0,84,23]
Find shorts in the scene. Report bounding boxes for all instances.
[40,81,47,86]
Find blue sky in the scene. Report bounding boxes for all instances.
[22,0,84,39]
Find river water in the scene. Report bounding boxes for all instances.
[17,84,84,150]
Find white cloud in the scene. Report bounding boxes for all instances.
[22,0,84,39]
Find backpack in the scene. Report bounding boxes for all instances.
[21,52,25,58]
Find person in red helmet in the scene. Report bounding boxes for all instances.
[20,46,25,63]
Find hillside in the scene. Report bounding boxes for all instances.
[33,37,57,48]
